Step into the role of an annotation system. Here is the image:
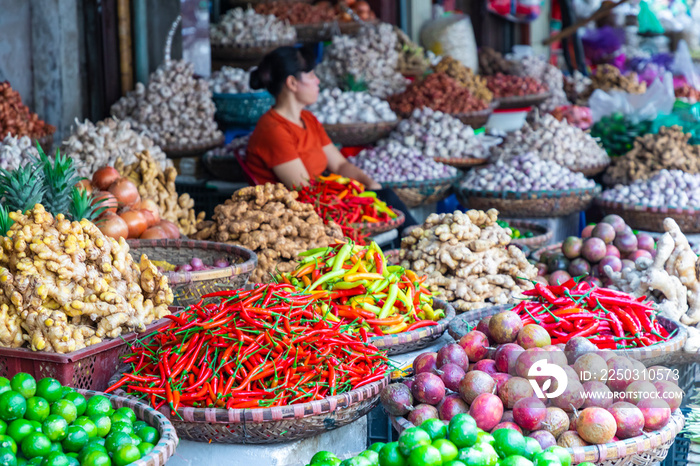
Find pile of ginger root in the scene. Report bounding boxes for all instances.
[191,183,343,283]
[399,209,536,312]
[0,204,173,353]
[604,217,700,352]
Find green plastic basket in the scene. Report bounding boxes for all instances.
[212,92,274,127]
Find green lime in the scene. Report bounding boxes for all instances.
[523,437,543,461]
[85,439,105,449]
[10,375,35,400]
[368,443,385,454]
[378,442,407,466]
[26,459,41,466]
[447,419,477,449]
[0,421,6,436]
[106,409,115,417]
[112,409,135,426]
[576,463,595,466]
[16,457,26,466]
[108,423,132,436]
[0,393,26,422]
[443,462,466,466]
[0,436,17,455]
[89,417,110,439]
[544,447,571,466]
[311,452,340,465]
[473,443,499,466]
[448,414,476,432]
[41,416,67,442]
[532,452,560,466]
[358,450,378,465]
[458,448,491,466]
[7,421,34,444]
[131,421,146,432]
[49,401,76,425]
[40,452,69,466]
[476,431,495,445]
[0,380,11,397]
[136,443,153,457]
[84,397,111,419]
[59,389,73,400]
[26,423,40,434]
[80,450,110,466]
[64,457,78,466]
[71,419,96,439]
[398,427,431,457]
[35,380,61,404]
[135,427,157,445]
[60,395,85,418]
[77,446,107,464]
[24,399,49,424]
[128,435,141,447]
[492,429,526,459]
[112,444,139,466]
[48,443,62,454]
[104,433,132,454]
[407,445,441,466]
[61,427,87,453]
[419,419,447,441]
[340,458,372,466]
[20,433,51,459]
[432,439,458,462]
[108,414,131,427]
[0,447,15,466]
[499,456,534,466]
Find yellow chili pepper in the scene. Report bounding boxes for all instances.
[344,273,384,282]
[384,322,408,334]
[361,215,380,223]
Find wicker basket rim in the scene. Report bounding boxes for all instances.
[210,40,296,51]
[322,119,400,130]
[127,239,258,285]
[162,134,225,154]
[453,102,500,117]
[595,197,700,214]
[496,91,552,103]
[458,184,602,199]
[348,208,405,231]
[78,389,178,466]
[530,242,562,262]
[370,299,455,348]
[380,173,463,189]
[212,91,272,100]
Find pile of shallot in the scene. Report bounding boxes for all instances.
[307,89,397,124]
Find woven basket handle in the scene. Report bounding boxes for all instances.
[164,15,182,64]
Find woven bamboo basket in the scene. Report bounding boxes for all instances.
[370,299,456,355]
[507,220,553,249]
[530,242,563,263]
[390,409,684,466]
[447,304,687,361]
[381,174,464,208]
[454,105,497,129]
[212,92,274,127]
[126,239,257,307]
[596,199,700,233]
[496,92,551,110]
[162,134,226,159]
[456,185,601,218]
[80,389,179,466]
[434,157,489,170]
[571,161,611,178]
[323,120,399,147]
[295,20,365,42]
[211,40,296,63]
[349,209,405,236]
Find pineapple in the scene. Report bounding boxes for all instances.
[0,205,14,236]
[0,161,45,213]
[69,187,106,222]
[38,146,80,217]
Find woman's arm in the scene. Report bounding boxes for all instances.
[272,159,312,189]
[323,144,381,190]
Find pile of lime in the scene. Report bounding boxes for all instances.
[496,220,534,240]
[305,414,587,466]
[0,373,160,466]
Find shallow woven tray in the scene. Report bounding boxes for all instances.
[127,239,257,307]
[80,389,179,466]
[391,409,684,466]
[323,120,399,147]
[434,157,489,169]
[370,299,456,355]
[506,220,553,249]
[596,198,700,233]
[162,134,225,159]
[211,40,296,62]
[447,304,687,361]
[349,209,405,235]
[454,104,497,128]
[571,160,610,177]
[456,185,601,218]
[495,92,551,110]
[380,174,463,208]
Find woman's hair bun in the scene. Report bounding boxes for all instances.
[249,66,268,90]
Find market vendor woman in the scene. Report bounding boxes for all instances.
[246,45,416,231]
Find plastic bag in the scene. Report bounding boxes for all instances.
[420,15,477,71]
[672,40,700,88]
[651,101,700,144]
[638,1,665,35]
[589,72,675,123]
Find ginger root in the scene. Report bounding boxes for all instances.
[399,209,536,312]
[0,204,173,353]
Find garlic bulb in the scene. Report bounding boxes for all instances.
[0,134,39,171]
[210,8,296,46]
[208,67,261,94]
[307,89,396,124]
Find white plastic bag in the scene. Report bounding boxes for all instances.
[420,15,477,71]
[672,40,700,89]
[589,72,675,123]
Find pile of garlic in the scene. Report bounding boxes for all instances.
[210,8,296,46]
[60,118,171,179]
[0,134,39,171]
[307,89,397,124]
[110,60,222,149]
[383,108,500,159]
[315,23,408,98]
[207,67,261,94]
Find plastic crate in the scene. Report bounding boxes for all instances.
[175,180,237,219]
[675,363,700,408]
[366,405,398,446]
[663,407,691,466]
[0,316,173,391]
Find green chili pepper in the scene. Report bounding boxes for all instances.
[330,243,353,273]
[378,283,399,319]
[307,270,345,291]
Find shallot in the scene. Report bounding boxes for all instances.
[600,169,700,208]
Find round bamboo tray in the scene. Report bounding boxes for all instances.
[211,40,296,62]
[323,120,399,147]
[390,409,684,466]
[507,220,553,249]
[596,198,700,233]
[456,185,601,218]
[571,160,610,177]
[349,209,405,236]
[454,104,497,129]
[434,157,489,169]
[370,299,456,355]
[79,389,178,466]
[381,173,464,208]
[126,239,257,307]
[496,92,551,110]
[447,304,687,361]
[162,134,225,159]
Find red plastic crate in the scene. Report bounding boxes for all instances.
[0,310,177,391]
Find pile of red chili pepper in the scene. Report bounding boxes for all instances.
[295,174,398,245]
[278,240,441,337]
[513,278,675,349]
[106,284,388,412]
